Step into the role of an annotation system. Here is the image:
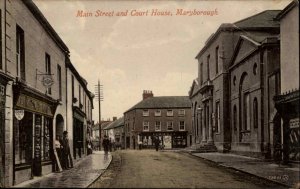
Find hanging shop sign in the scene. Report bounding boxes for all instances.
[42,75,54,88]
[15,110,25,120]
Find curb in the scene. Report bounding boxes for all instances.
[181,151,291,188]
[87,153,114,188]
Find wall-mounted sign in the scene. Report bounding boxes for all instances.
[15,110,24,120]
[42,75,54,88]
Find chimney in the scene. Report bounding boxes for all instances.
[142,90,154,100]
[113,117,117,121]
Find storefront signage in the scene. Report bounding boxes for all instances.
[16,94,53,117]
[33,116,42,176]
[42,75,54,88]
[15,110,24,120]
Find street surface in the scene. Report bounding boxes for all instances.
[90,150,285,188]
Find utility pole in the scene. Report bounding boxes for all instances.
[95,80,103,150]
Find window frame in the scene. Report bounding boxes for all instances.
[179,121,185,131]
[142,110,149,117]
[143,121,149,131]
[166,110,173,117]
[154,110,161,117]
[167,121,173,131]
[155,121,161,131]
[178,109,185,116]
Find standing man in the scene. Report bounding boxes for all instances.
[61,131,73,169]
[154,137,160,151]
[102,135,110,155]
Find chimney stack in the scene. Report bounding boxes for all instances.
[142,90,154,100]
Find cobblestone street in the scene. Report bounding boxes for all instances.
[90,150,285,188]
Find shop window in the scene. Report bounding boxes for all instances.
[43,117,52,161]
[15,111,33,165]
[179,121,185,131]
[155,121,161,131]
[167,121,173,131]
[143,121,149,131]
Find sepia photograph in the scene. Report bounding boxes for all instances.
[0,0,299,188]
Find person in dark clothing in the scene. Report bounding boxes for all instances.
[154,137,160,151]
[61,131,73,169]
[102,135,110,155]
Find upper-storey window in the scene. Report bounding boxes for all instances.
[143,110,149,116]
[207,54,210,80]
[16,25,25,81]
[154,110,161,116]
[167,110,173,117]
[45,53,51,94]
[215,46,219,74]
[178,109,185,116]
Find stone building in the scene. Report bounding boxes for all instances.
[124,91,192,149]
[274,0,299,163]
[0,0,93,186]
[103,117,125,149]
[189,10,280,153]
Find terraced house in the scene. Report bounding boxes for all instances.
[0,0,93,187]
[124,91,192,149]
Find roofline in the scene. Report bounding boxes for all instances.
[275,0,298,20]
[66,57,94,102]
[22,0,69,54]
[124,106,192,114]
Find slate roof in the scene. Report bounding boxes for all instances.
[234,10,281,28]
[103,117,124,130]
[125,96,191,113]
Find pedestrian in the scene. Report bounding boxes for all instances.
[54,135,63,171]
[61,131,73,169]
[154,137,160,151]
[138,140,142,150]
[102,135,110,155]
[109,137,112,152]
[87,140,93,155]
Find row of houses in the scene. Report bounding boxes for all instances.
[189,1,299,162]
[119,1,299,164]
[0,0,94,187]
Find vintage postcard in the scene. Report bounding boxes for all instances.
[0,0,299,188]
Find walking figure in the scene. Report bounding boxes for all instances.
[61,131,73,169]
[103,135,110,156]
[154,137,160,151]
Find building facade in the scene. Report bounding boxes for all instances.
[103,117,125,149]
[229,35,280,158]
[124,91,192,149]
[0,0,93,187]
[274,1,299,163]
[189,10,280,154]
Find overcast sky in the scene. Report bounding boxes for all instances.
[33,0,291,122]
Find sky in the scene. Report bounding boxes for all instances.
[33,0,291,122]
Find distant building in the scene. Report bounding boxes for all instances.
[124,90,192,149]
[274,0,299,163]
[103,117,125,149]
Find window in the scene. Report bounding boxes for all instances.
[154,110,161,116]
[127,124,130,132]
[143,121,149,131]
[207,55,210,80]
[200,63,203,84]
[215,101,220,133]
[253,98,258,129]
[167,121,173,131]
[244,93,250,131]
[233,76,236,86]
[16,26,25,80]
[155,121,161,131]
[179,121,185,131]
[57,65,62,100]
[253,63,258,75]
[215,46,219,74]
[142,110,149,116]
[233,105,237,131]
[178,109,185,116]
[167,110,173,117]
[45,54,51,94]
[43,117,52,161]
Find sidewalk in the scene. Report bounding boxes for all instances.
[14,151,112,188]
[189,152,299,188]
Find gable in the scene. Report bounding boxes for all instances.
[189,79,200,98]
[232,38,258,66]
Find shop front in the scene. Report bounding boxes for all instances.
[13,84,58,185]
[73,107,85,159]
[138,131,188,149]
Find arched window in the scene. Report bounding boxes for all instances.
[244,93,250,131]
[253,98,258,129]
